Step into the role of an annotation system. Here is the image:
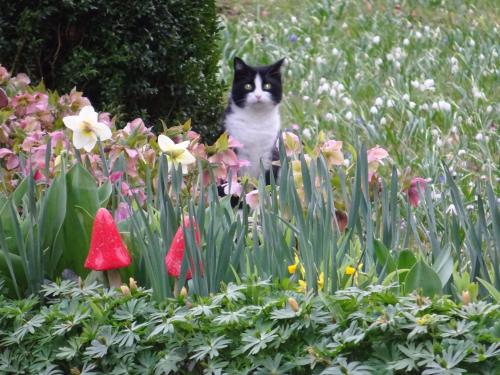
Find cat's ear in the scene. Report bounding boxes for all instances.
[268,58,285,76]
[234,57,248,72]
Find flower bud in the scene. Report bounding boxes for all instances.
[120,285,131,296]
[288,297,299,312]
[461,290,470,305]
[129,277,138,290]
[180,286,188,297]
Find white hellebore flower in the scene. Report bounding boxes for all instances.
[157,134,195,174]
[63,105,112,152]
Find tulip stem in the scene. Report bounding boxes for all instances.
[107,269,122,288]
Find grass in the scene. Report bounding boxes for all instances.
[218,0,499,186]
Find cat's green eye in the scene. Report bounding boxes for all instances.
[263,82,272,90]
[244,83,253,90]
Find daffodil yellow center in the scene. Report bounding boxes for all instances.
[82,121,94,135]
[165,149,185,158]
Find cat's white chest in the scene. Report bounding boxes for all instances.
[225,105,280,178]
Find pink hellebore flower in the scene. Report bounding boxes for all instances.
[58,88,91,115]
[321,140,344,166]
[0,148,19,170]
[11,92,48,117]
[187,130,201,140]
[123,118,152,136]
[121,182,147,206]
[109,171,124,183]
[0,65,11,83]
[407,177,427,207]
[115,202,131,223]
[367,146,389,181]
[11,73,30,89]
[245,189,260,210]
[228,136,244,149]
[222,176,243,196]
[282,131,302,157]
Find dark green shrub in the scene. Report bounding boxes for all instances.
[0,0,224,141]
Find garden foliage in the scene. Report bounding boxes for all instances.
[0,280,498,374]
[0,0,224,141]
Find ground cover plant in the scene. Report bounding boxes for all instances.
[0,0,499,372]
[1,280,499,374]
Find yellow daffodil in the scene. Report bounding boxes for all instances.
[318,272,324,291]
[63,105,112,152]
[288,254,305,275]
[345,263,363,286]
[158,134,196,174]
[298,279,307,293]
[345,266,356,275]
[296,272,324,293]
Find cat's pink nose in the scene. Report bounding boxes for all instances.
[255,94,262,100]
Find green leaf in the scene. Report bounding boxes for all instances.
[432,247,454,288]
[38,171,67,277]
[405,260,442,296]
[398,250,417,270]
[374,239,396,274]
[12,177,28,206]
[477,278,500,302]
[60,164,100,276]
[98,181,113,207]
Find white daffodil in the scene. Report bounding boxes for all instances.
[63,105,112,152]
[157,134,195,174]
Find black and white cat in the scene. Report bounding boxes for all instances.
[224,57,285,179]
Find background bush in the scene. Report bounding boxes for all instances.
[0,0,224,141]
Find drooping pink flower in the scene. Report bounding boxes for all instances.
[228,136,244,148]
[58,88,91,115]
[6,154,19,170]
[121,181,146,206]
[320,140,344,166]
[0,148,13,159]
[123,118,152,137]
[245,189,260,210]
[282,131,302,157]
[367,146,389,181]
[407,177,427,207]
[367,147,389,164]
[109,171,124,184]
[21,130,45,152]
[11,73,30,89]
[115,202,131,223]
[187,130,200,140]
[222,175,243,196]
[0,65,11,84]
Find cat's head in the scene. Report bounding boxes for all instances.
[230,57,285,109]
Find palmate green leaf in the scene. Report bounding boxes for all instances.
[238,327,279,356]
[321,357,374,375]
[405,260,442,297]
[190,335,232,361]
[154,349,185,375]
